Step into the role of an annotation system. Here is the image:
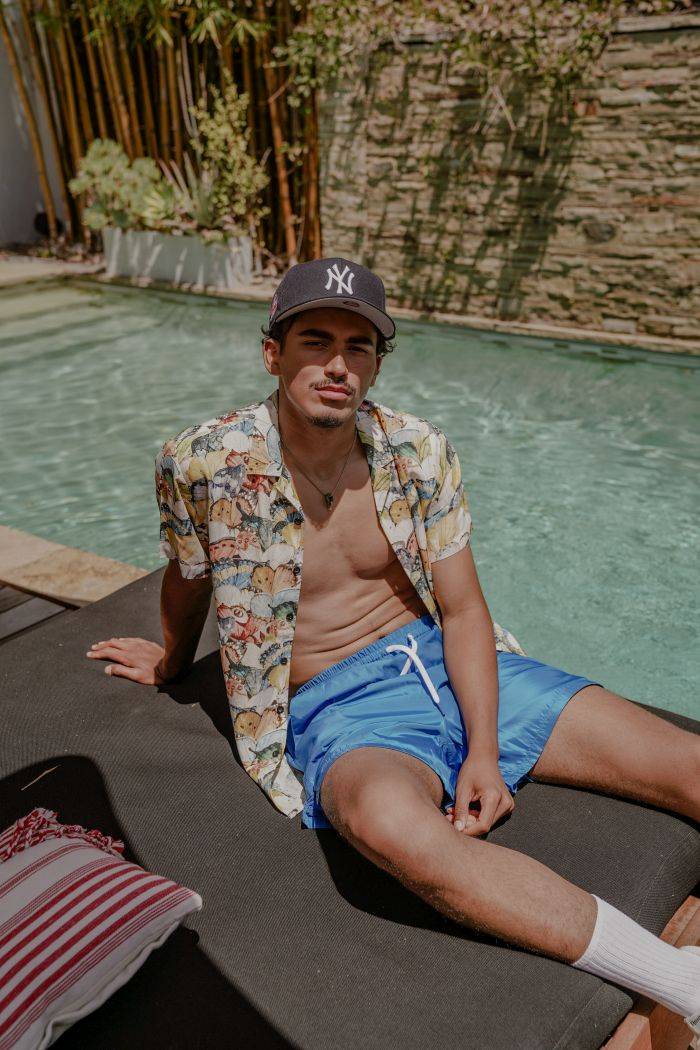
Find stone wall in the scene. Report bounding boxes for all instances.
[318,14,700,347]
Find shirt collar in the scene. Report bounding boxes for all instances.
[253,391,284,476]
[252,389,392,477]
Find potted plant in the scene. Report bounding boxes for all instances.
[69,76,268,291]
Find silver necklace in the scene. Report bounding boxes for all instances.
[281,430,357,511]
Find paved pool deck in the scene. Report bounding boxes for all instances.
[0,253,103,286]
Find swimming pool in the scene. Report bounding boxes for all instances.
[1,279,698,717]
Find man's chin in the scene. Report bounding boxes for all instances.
[307,412,345,429]
[304,397,357,428]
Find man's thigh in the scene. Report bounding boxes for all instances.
[320,746,449,872]
[531,684,700,813]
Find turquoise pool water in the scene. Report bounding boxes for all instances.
[1,279,698,717]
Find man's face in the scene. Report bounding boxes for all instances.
[263,307,383,428]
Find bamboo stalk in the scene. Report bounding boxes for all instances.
[136,42,158,158]
[201,35,209,104]
[220,38,233,93]
[275,0,287,103]
[156,40,169,157]
[78,5,108,138]
[192,38,200,104]
[165,16,183,166]
[241,32,257,158]
[89,9,119,143]
[254,0,296,263]
[18,0,67,239]
[92,10,132,155]
[280,0,300,248]
[51,0,83,170]
[33,8,75,240]
[305,87,322,258]
[178,33,196,144]
[45,15,87,237]
[65,7,94,145]
[253,32,276,257]
[96,36,118,142]
[116,25,143,156]
[49,19,89,242]
[0,4,58,240]
[101,16,133,157]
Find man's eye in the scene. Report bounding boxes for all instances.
[350,346,368,353]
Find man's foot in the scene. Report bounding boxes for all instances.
[681,946,700,1048]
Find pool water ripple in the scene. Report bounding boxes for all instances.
[1,279,698,717]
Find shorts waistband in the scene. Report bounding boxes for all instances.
[293,612,438,698]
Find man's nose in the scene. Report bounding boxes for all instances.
[324,353,348,377]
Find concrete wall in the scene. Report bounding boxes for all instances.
[0,33,42,245]
[319,14,700,346]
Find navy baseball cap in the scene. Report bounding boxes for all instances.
[267,256,396,340]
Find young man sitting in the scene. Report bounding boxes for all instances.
[87,257,700,1040]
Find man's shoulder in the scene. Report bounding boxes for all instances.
[364,399,451,455]
[162,398,272,465]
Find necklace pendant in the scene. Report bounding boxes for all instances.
[323,493,334,510]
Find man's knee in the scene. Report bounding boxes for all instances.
[322,764,449,881]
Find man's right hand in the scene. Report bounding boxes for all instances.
[86,637,175,685]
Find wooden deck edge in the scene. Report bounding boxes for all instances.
[603,895,700,1050]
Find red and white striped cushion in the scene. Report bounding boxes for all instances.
[0,808,202,1050]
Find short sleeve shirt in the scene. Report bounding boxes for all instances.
[155,392,525,819]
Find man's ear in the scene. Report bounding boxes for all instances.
[262,337,282,377]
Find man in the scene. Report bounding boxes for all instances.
[87,257,700,1037]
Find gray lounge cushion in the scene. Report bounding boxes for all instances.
[1,568,698,1050]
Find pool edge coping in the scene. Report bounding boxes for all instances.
[90,272,700,358]
[2,265,698,357]
[0,525,149,607]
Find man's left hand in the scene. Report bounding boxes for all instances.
[445,755,515,837]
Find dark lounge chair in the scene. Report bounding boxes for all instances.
[1,568,698,1050]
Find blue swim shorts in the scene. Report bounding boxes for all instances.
[285,613,603,829]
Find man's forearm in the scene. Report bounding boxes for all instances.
[157,561,212,679]
[442,604,499,760]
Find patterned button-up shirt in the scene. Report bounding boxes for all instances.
[155,391,525,819]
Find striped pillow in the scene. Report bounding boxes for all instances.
[0,808,203,1050]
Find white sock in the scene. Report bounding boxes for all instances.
[572,895,700,1019]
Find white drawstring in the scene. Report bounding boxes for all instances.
[384,633,443,711]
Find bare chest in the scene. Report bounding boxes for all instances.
[296,460,396,586]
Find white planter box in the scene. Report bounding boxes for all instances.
[102,228,254,290]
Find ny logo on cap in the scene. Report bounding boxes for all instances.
[325,263,354,296]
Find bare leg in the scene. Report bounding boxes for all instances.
[531,685,700,822]
[320,746,597,962]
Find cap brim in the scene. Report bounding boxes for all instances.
[273,296,396,340]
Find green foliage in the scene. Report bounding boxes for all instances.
[275,0,684,122]
[141,153,217,233]
[140,72,271,239]
[69,73,269,239]
[188,71,270,232]
[68,139,161,231]
[85,0,262,50]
